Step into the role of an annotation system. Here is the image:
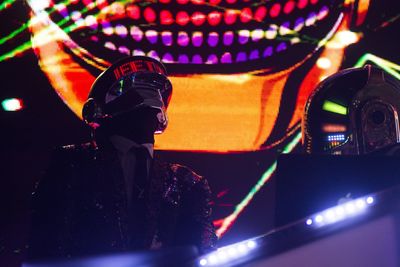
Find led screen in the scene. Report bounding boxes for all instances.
[1,0,399,245]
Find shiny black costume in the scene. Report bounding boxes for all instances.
[28,141,217,260]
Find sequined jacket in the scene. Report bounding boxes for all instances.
[28,142,217,260]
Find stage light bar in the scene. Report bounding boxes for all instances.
[197,239,258,266]
[1,98,24,111]
[305,195,375,228]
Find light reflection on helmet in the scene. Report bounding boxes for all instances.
[82,56,172,134]
[303,65,400,154]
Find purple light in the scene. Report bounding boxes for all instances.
[118,46,129,55]
[133,49,145,56]
[161,31,173,46]
[221,52,232,63]
[238,30,249,44]
[276,42,287,52]
[279,22,291,35]
[207,32,219,47]
[178,54,189,63]
[101,21,113,36]
[306,12,317,26]
[318,6,329,20]
[115,24,128,38]
[206,54,218,64]
[263,46,273,57]
[55,3,68,18]
[147,50,160,61]
[130,26,143,42]
[104,41,116,50]
[223,31,234,46]
[162,53,174,63]
[192,32,203,47]
[177,31,189,46]
[192,54,203,64]
[145,30,158,44]
[294,17,305,31]
[249,50,259,60]
[236,52,247,62]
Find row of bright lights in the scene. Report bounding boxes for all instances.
[306,196,374,227]
[327,133,346,142]
[104,41,289,64]
[199,195,375,266]
[46,0,320,27]
[198,240,257,266]
[78,7,329,38]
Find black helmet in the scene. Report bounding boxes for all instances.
[82,56,172,134]
[303,65,400,155]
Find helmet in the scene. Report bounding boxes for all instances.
[303,65,400,155]
[82,56,173,134]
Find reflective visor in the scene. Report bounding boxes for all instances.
[105,72,166,115]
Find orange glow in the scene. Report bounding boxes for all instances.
[30,17,95,117]
[322,124,347,132]
[156,74,288,151]
[355,0,370,27]
[28,5,353,152]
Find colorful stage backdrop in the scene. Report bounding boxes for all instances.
[0,0,399,250]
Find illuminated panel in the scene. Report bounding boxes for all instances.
[327,133,345,142]
[18,0,349,152]
[1,0,394,242]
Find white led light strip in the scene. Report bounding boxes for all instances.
[306,196,375,227]
[198,239,258,266]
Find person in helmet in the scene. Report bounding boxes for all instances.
[303,64,400,155]
[27,56,217,260]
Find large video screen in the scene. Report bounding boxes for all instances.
[1,0,399,245]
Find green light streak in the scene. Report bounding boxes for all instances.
[322,100,347,115]
[0,42,32,61]
[0,0,17,12]
[217,131,302,237]
[0,22,30,46]
[354,53,400,80]
[0,1,90,62]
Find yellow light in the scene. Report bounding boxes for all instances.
[316,57,332,69]
[327,30,360,49]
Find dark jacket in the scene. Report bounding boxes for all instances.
[28,142,217,260]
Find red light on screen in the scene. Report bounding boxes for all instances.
[270,3,281,18]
